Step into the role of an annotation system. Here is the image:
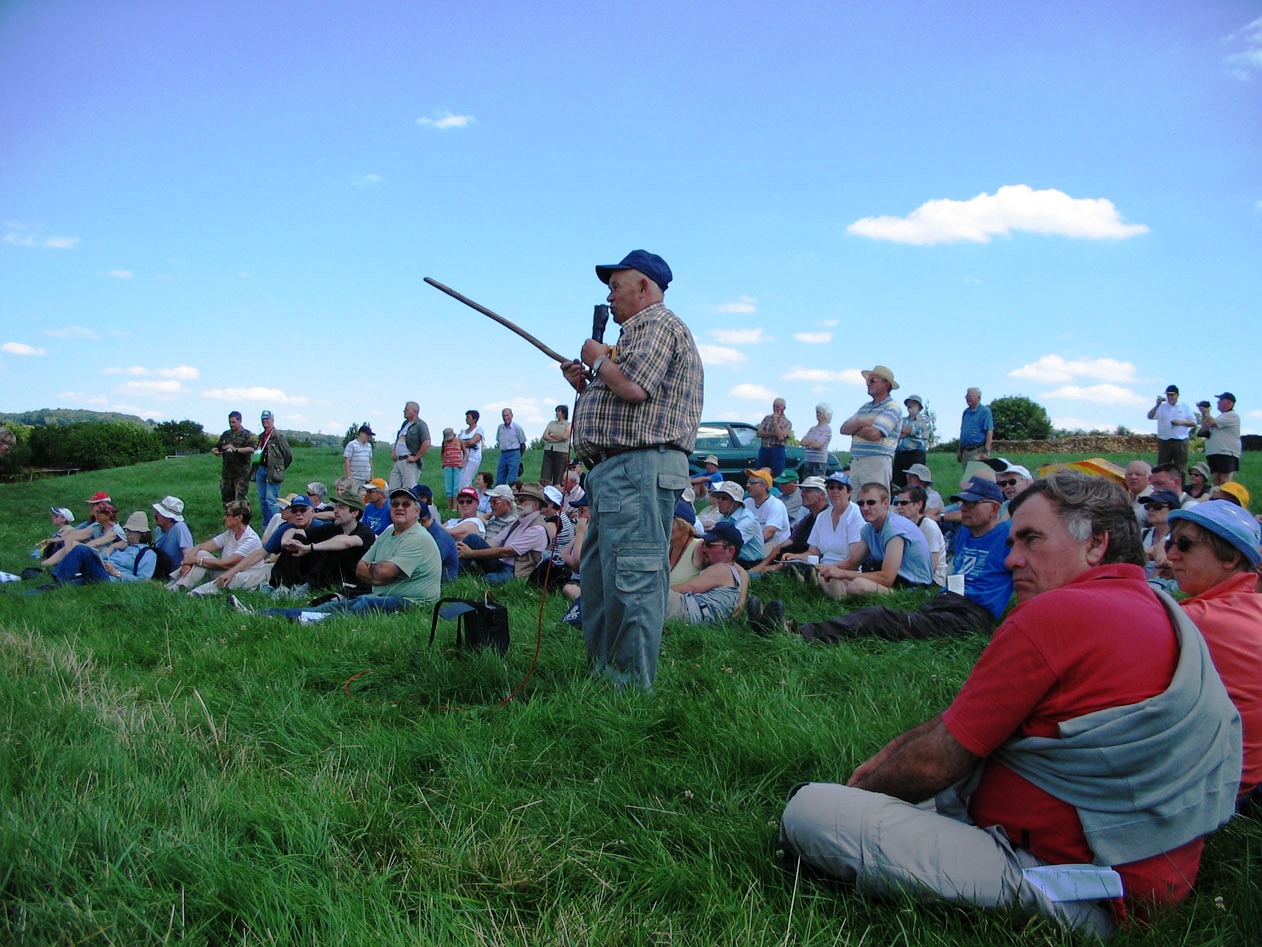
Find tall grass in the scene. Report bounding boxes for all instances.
[1,449,1258,945]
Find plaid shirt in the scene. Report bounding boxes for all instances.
[573,303,703,463]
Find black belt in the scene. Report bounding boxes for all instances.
[583,444,689,469]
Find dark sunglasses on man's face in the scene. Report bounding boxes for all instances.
[856,499,882,507]
[390,500,415,509]
[891,499,909,506]
[457,498,477,505]
[997,479,1018,487]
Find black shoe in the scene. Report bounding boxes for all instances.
[746,595,763,628]
[763,600,786,634]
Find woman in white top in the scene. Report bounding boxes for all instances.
[799,403,833,480]
[458,409,486,489]
[788,474,863,566]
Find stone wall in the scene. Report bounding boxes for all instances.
[990,435,1157,455]
[989,434,1259,455]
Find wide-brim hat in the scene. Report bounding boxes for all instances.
[513,482,547,506]
[702,454,719,466]
[123,511,150,533]
[800,476,827,491]
[711,481,745,503]
[861,364,900,390]
[152,496,185,521]
[905,463,933,483]
[1169,500,1261,568]
[903,393,923,408]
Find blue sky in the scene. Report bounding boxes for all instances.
[2,0,1260,446]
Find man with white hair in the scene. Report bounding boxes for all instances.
[957,387,993,463]
[839,365,901,491]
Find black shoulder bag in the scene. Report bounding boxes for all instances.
[429,592,511,655]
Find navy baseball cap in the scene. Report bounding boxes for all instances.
[702,521,742,547]
[951,476,1004,504]
[595,250,672,291]
[288,494,312,509]
[674,499,696,525]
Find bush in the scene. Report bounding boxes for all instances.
[28,421,164,472]
[990,395,1053,441]
[154,419,212,455]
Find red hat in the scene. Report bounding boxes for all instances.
[86,491,112,504]
[456,487,479,502]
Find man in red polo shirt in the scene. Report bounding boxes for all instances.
[781,473,1241,934]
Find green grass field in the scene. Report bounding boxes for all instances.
[1,447,1259,945]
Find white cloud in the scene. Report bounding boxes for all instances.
[103,269,133,280]
[417,110,476,130]
[2,341,46,356]
[712,327,764,344]
[1052,416,1113,433]
[2,223,78,249]
[1043,384,1146,405]
[1008,354,1137,384]
[782,366,865,385]
[44,326,98,339]
[731,383,777,401]
[105,364,200,380]
[711,296,757,314]
[793,332,832,344]
[203,387,311,405]
[698,344,748,366]
[117,379,184,396]
[847,184,1149,245]
[353,173,382,187]
[820,319,839,327]
[1224,16,1262,80]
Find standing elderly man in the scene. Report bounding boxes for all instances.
[494,408,529,486]
[781,473,1241,934]
[956,387,993,463]
[1147,384,1195,473]
[250,410,292,526]
[388,401,431,492]
[1199,392,1242,485]
[212,411,257,505]
[839,365,901,491]
[755,398,793,476]
[561,249,702,689]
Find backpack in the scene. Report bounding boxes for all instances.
[135,544,176,580]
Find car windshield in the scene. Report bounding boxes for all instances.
[694,425,731,449]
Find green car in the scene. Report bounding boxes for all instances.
[689,421,845,485]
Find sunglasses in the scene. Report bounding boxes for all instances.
[390,500,415,509]
[891,499,910,506]
[456,497,477,504]
[997,479,1019,487]
[1164,535,1203,554]
[856,499,882,507]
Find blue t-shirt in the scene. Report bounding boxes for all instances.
[863,513,934,586]
[959,405,994,449]
[154,521,194,568]
[363,501,392,535]
[952,520,1013,618]
[426,521,460,582]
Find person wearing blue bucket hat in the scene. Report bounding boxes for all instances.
[1168,499,1262,796]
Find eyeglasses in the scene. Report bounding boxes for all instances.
[997,479,1018,487]
[390,500,415,509]
[856,499,882,507]
[1164,535,1203,554]
[456,498,477,505]
[891,499,909,506]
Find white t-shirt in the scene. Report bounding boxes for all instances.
[806,503,863,564]
[745,495,791,547]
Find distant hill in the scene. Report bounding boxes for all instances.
[0,409,344,449]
